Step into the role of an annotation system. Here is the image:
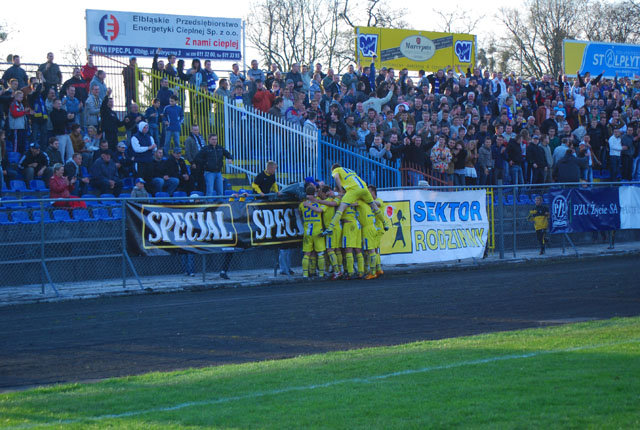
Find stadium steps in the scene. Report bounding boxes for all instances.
[223,172,251,192]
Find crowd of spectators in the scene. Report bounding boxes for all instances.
[2,49,640,203]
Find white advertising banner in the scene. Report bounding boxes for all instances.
[620,186,640,229]
[377,189,488,265]
[86,9,242,60]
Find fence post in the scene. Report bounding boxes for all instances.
[497,180,505,259]
[316,129,323,179]
[40,201,45,294]
[223,96,230,148]
[512,184,517,258]
[121,199,127,289]
[395,159,402,187]
[202,254,206,282]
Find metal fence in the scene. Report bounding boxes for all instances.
[2,182,638,295]
[317,136,402,188]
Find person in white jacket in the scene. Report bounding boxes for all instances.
[608,127,623,181]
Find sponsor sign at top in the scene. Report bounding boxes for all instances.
[86,9,242,60]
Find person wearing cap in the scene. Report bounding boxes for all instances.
[285,63,303,93]
[122,56,143,106]
[114,141,134,178]
[130,178,149,200]
[19,142,53,187]
[90,149,122,196]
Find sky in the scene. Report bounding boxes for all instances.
[0,0,517,67]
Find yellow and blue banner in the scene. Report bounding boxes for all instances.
[355,27,475,72]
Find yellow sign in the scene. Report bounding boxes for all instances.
[355,27,475,72]
[380,200,412,255]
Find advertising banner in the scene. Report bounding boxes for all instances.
[620,186,640,229]
[126,200,302,255]
[377,189,488,264]
[563,39,640,78]
[549,188,621,233]
[355,27,475,72]
[86,9,242,59]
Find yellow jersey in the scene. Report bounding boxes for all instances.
[356,200,376,228]
[332,167,367,191]
[299,201,324,236]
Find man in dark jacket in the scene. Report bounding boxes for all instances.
[194,134,233,196]
[1,55,29,89]
[166,148,192,193]
[526,135,547,184]
[506,137,525,185]
[60,68,88,102]
[90,149,122,196]
[64,153,90,196]
[553,149,588,183]
[100,88,127,151]
[148,148,178,195]
[20,143,52,186]
[38,52,62,93]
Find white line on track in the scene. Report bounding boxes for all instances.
[7,338,639,429]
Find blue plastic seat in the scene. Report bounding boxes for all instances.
[0,211,15,225]
[504,195,514,206]
[517,194,531,205]
[122,177,135,189]
[72,209,92,222]
[190,191,204,197]
[154,191,170,203]
[82,194,101,207]
[21,196,42,208]
[11,210,37,224]
[224,190,235,196]
[7,152,21,164]
[100,194,119,206]
[29,179,48,192]
[2,199,22,209]
[32,210,53,223]
[119,193,131,199]
[111,207,123,220]
[92,208,112,221]
[52,209,78,223]
[10,180,32,193]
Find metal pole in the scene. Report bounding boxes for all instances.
[242,20,247,76]
[497,180,505,259]
[40,201,45,294]
[512,184,517,257]
[121,199,127,288]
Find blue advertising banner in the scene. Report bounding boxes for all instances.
[564,39,640,78]
[550,188,621,233]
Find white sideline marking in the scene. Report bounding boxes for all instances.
[8,338,639,429]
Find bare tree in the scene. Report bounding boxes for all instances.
[432,8,484,34]
[579,0,640,44]
[498,0,584,77]
[62,44,85,66]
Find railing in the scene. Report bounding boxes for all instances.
[317,136,402,188]
[224,102,318,186]
[135,67,226,152]
[400,162,453,187]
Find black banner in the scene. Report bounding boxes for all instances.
[126,200,303,255]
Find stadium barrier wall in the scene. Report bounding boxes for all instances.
[1,183,638,294]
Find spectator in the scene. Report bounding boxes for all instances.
[203,60,219,92]
[37,52,62,93]
[64,153,90,196]
[252,160,280,197]
[195,134,233,197]
[131,121,157,182]
[247,59,265,83]
[84,85,101,128]
[162,95,184,152]
[60,68,88,102]
[369,134,392,161]
[213,78,231,99]
[122,57,143,106]
[507,133,525,185]
[90,149,122,196]
[477,136,494,185]
[49,163,86,208]
[8,90,28,153]
[100,89,126,151]
[553,148,588,183]
[608,128,623,181]
[229,63,245,88]
[62,86,82,126]
[252,79,274,113]
[2,55,28,89]
[130,178,149,200]
[20,143,52,187]
[621,126,635,180]
[114,141,134,178]
[45,137,63,166]
[148,148,179,195]
[81,54,97,85]
[184,124,206,191]
[49,98,74,161]
[285,63,304,93]
[527,134,547,184]
[89,70,107,102]
[166,148,191,193]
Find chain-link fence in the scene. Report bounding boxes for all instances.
[1,183,639,294]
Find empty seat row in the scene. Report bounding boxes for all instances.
[0,208,122,225]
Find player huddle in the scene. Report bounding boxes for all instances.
[298,163,391,280]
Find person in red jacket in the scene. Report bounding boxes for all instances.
[9,90,29,153]
[49,163,86,208]
[252,79,275,113]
